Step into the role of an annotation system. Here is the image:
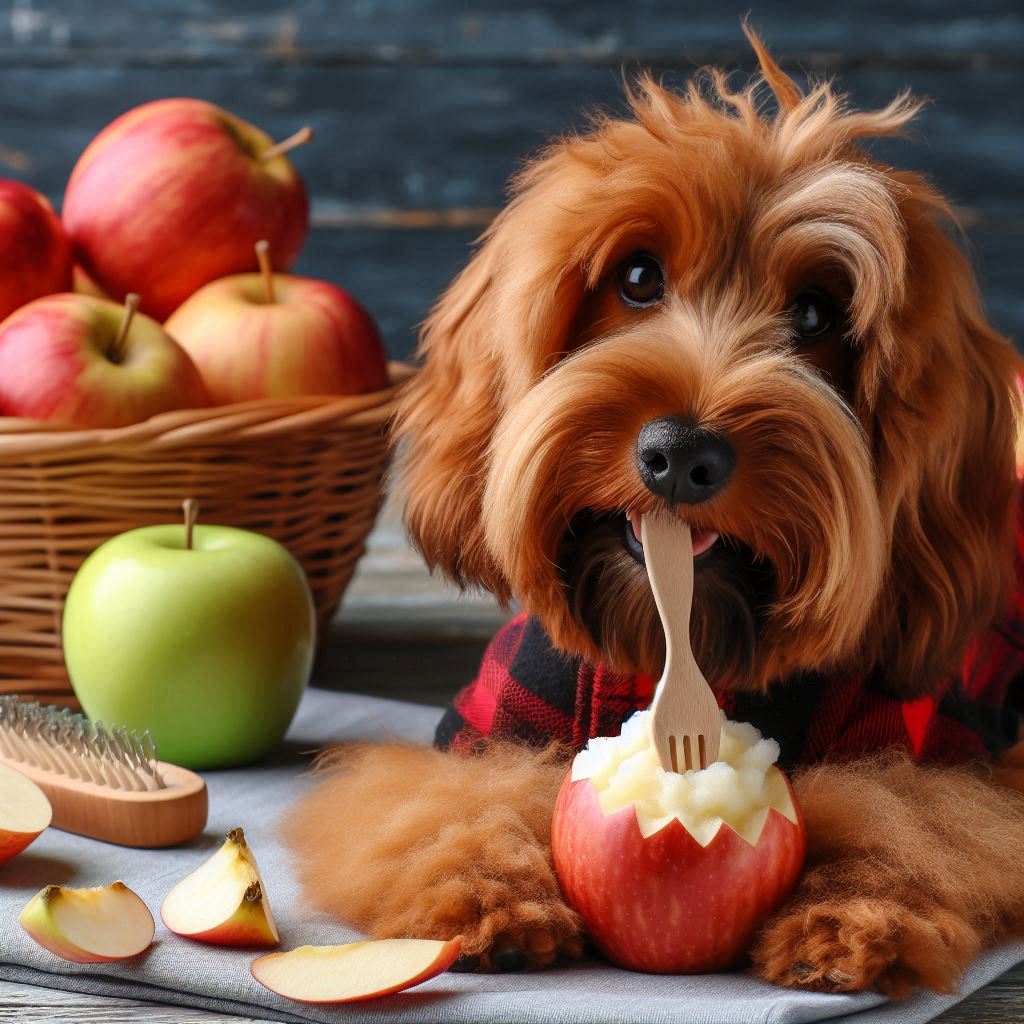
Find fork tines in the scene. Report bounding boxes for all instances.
[669,734,708,773]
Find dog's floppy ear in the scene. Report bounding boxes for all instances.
[394,154,585,599]
[863,177,1022,689]
[394,236,510,599]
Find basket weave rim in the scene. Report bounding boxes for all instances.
[0,362,416,454]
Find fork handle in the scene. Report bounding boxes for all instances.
[641,512,695,678]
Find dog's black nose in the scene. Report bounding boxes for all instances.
[635,416,735,505]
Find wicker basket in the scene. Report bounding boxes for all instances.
[0,362,414,703]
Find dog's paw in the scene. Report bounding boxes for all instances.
[411,883,584,971]
[751,897,980,999]
[397,891,583,971]
[367,809,585,970]
[477,913,585,972]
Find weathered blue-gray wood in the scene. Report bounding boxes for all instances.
[0,60,1018,357]
[294,226,477,355]
[1,1,1022,64]
[0,65,1018,218]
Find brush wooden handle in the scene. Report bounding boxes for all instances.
[0,756,207,848]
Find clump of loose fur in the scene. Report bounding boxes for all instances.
[282,741,581,968]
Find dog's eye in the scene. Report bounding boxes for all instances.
[618,253,664,307]
[788,289,836,342]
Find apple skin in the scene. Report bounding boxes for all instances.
[165,272,389,402]
[170,884,278,947]
[551,768,806,973]
[0,179,72,322]
[0,293,210,427]
[62,523,315,769]
[0,828,39,866]
[63,98,309,320]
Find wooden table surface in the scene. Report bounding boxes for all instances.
[2,508,1023,1021]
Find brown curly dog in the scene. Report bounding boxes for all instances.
[285,30,1024,998]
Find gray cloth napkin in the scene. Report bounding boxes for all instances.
[0,687,1020,1024]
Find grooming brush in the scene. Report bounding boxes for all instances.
[0,697,207,848]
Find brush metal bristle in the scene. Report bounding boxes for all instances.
[0,698,164,791]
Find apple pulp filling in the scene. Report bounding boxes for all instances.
[570,710,798,846]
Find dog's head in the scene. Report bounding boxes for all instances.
[395,32,1022,695]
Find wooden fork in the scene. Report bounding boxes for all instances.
[640,511,722,773]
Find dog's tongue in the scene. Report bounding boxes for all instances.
[690,530,719,556]
[629,511,719,557]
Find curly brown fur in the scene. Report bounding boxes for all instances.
[285,28,1024,992]
[752,751,1024,997]
[282,741,582,969]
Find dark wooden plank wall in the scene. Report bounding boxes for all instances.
[0,1,1019,358]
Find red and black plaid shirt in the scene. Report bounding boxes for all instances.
[437,494,1024,768]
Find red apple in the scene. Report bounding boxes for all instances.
[0,179,72,322]
[0,293,210,427]
[63,99,310,320]
[164,240,389,402]
[551,714,806,974]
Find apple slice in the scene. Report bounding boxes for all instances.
[19,881,154,963]
[0,762,52,865]
[251,937,462,1004]
[161,826,278,947]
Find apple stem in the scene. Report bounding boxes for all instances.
[182,498,199,551]
[255,240,275,304]
[259,125,313,163]
[110,293,141,363]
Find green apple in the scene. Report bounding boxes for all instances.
[62,504,315,769]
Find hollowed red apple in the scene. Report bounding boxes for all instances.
[251,938,462,1004]
[161,826,278,946]
[552,711,805,973]
[19,881,154,963]
[0,762,52,864]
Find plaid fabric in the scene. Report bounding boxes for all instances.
[436,493,1024,768]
